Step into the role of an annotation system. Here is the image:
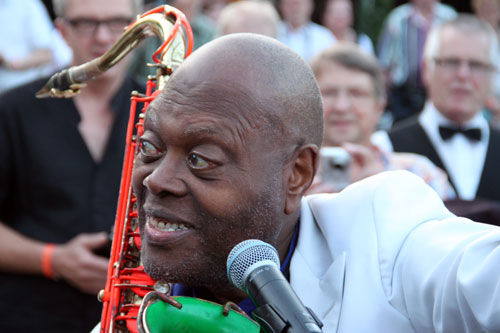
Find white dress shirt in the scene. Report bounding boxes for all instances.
[418,103,489,199]
[277,21,336,61]
[0,0,71,93]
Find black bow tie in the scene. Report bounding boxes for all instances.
[438,125,482,141]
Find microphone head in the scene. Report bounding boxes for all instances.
[227,239,280,290]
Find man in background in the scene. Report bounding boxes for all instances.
[307,42,454,199]
[378,0,456,124]
[389,14,500,203]
[0,0,144,331]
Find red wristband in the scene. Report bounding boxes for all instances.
[41,243,56,279]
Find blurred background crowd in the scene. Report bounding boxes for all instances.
[2,0,500,263]
[5,0,500,126]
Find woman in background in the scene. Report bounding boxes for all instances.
[322,0,374,54]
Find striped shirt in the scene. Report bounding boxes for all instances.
[377,3,457,88]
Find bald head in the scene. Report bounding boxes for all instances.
[137,35,322,284]
[157,33,324,150]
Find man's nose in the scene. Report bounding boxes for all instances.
[93,23,115,43]
[142,159,188,197]
[456,60,473,78]
[333,90,351,112]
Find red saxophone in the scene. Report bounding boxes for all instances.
[98,7,192,333]
[37,5,193,332]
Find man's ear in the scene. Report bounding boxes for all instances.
[54,18,68,40]
[284,144,319,215]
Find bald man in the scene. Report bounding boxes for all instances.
[132,33,500,331]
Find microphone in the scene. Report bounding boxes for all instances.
[227,239,323,333]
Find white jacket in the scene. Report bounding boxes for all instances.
[292,170,500,332]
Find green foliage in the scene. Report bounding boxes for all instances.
[355,0,395,47]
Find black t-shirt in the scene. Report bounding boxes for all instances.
[0,75,144,332]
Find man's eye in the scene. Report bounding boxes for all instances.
[139,140,160,157]
[187,153,209,169]
[322,89,338,98]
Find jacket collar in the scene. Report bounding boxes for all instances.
[289,197,346,331]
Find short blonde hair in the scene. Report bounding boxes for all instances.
[216,0,280,38]
[310,42,386,101]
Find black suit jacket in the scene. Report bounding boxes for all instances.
[388,116,500,202]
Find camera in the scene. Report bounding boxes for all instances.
[319,147,351,191]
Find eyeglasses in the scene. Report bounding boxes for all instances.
[321,87,376,103]
[64,17,132,35]
[434,57,495,76]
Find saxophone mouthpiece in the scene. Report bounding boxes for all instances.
[36,69,86,99]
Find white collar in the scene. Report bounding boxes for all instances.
[419,102,489,142]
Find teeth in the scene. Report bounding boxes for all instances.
[147,216,190,231]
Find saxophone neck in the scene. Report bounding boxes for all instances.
[36,5,193,99]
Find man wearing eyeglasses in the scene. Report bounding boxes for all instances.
[0,0,144,331]
[306,43,455,200]
[389,14,500,205]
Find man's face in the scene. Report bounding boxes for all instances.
[57,0,134,80]
[280,0,313,28]
[323,0,353,32]
[412,0,437,9]
[424,27,494,124]
[316,61,383,147]
[132,80,286,288]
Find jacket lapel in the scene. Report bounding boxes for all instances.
[476,127,500,200]
[390,120,457,192]
[290,198,346,332]
[318,252,346,331]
